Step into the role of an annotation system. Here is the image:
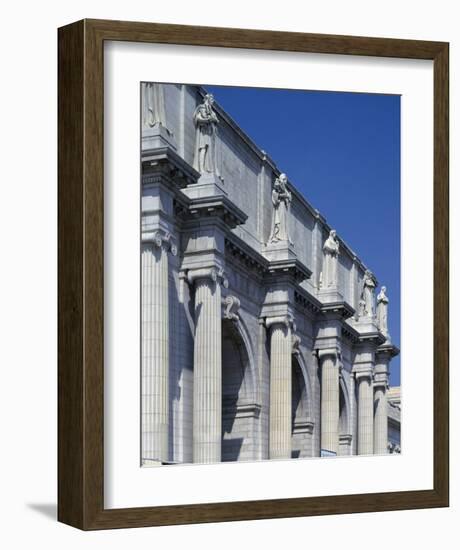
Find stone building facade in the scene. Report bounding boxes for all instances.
[140,83,401,466]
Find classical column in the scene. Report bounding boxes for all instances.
[141,230,176,463]
[189,267,225,464]
[267,316,293,459]
[318,349,340,455]
[374,353,390,454]
[355,366,374,455]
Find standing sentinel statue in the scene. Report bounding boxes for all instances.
[322,229,340,288]
[268,173,292,244]
[193,93,219,175]
[361,270,376,318]
[142,82,167,128]
[377,286,390,339]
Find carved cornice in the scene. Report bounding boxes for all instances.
[142,146,200,189]
[266,257,312,284]
[184,194,248,229]
[225,235,312,285]
[225,235,268,276]
[342,322,360,343]
[294,288,321,314]
[319,300,355,320]
[376,342,400,358]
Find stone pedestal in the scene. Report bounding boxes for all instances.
[356,367,374,455]
[189,267,224,464]
[318,349,340,455]
[142,124,177,151]
[267,316,293,459]
[141,231,176,463]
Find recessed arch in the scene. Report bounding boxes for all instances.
[221,318,258,462]
[291,351,314,458]
[339,375,352,455]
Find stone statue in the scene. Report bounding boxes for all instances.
[142,82,167,128]
[268,173,292,243]
[322,229,340,288]
[193,93,219,175]
[377,286,390,338]
[361,270,376,317]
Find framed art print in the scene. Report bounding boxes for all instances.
[58,19,449,529]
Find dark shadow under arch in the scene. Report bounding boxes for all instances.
[222,320,257,462]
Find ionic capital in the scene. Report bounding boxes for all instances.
[354,364,374,381]
[373,378,389,390]
[143,229,177,256]
[265,313,294,332]
[373,364,389,389]
[317,347,339,363]
[187,266,228,288]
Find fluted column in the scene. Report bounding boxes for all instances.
[141,231,176,463]
[374,358,390,454]
[267,316,292,459]
[318,349,340,455]
[189,267,225,464]
[356,367,374,455]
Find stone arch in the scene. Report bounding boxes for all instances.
[338,375,352,455]
[291,351,314,458]
[221,318,258,462]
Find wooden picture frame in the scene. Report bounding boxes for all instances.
[58,18,449,530]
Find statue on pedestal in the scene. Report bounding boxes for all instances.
[142,82,167,128]
[361,270,376,318]
[322,229,340,288]
[377,286,390,339]
[193,93,219,175]
[268,173,292,244]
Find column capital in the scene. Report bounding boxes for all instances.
[187,266,228,288]
[142,229,177,256]
[373,363,389,389]
[317,347,340,362]
[265,313,294,331]
[353,364,374,380]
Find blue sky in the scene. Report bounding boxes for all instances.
[206,85,401,386]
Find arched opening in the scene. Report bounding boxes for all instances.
[338,379,352,455]
[291,356,313,458]
[221,320,257,462]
